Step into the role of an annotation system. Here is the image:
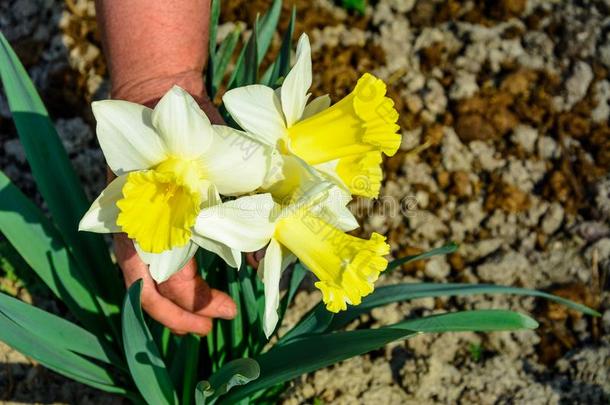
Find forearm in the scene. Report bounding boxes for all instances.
[95,0,210,105]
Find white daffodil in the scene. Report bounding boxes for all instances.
[265,154,359,232]
[195,169,390,338]
[79,86,276,282]
[223,33,401,199]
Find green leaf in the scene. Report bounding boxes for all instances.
[239,265,260,327]
[259,61,276,87]
[122,280,178,405]
[255,0,282,65]
[237,265,266,355]
[278,300,334,345]
[387,242,459,272]
[0,292,123,367]
[266,6,296,87]
[0,239,50,297]
[210,28,241,97]
[208,0,221,61]
[206,0,221,97]
[0,31,123,330]
[222,310,536,403]
[0,312,127,395]
[197,248,218,280]
[221,328,417,403]
[227,0,280,89]
[329,282,600,331]
[178,335,201,405]
[278,263,307,324]
[227,266,245,357]
[284,264,307,310]
[230,21,259,88]
[0,171,110,337]
[196,358,260,405]
[393,310,538,332]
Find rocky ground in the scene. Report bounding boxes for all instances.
[1,0,609,404]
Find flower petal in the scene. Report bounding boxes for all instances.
[202,125,272,195]
[260,238,283,338]
[302,94,331,120]
[135,241,199,283]
[265,154,327,205]
[191,182,244,268]
[281,33,312,126]
[79,174,128,233]
[92,100,166,175]
[319,185,359,232]
[222,85,286,146]
[194,194,278,252]
[151,86,214,158]
[191,235,242,269]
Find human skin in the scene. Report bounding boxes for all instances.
[94,0,235,336]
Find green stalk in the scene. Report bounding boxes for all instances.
[181,335,201,405]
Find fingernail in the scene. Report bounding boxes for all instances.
[219,302,237,318]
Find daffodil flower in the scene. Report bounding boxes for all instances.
[79,86,276,282]
[195,176,390,337]
[222,33,401,198]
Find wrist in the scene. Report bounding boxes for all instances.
[110,69,206,107]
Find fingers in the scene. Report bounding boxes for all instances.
[114,234,215,336]
[197,288,237,319]
[140,283,213,336]
[158,263,237,320]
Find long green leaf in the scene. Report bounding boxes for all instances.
[238,265,265,355]
[227,0,280,89]
[393,310,538,332]
[222,310,537,403]
[254,0,282,65]
[210,28,241,97]
[235,22,259,88]
[0,31,122,329]
[0,292,123,366]
[277,302,333,345]
[0,171,110,336]
[227,266,245,357]
[206,0,221,97]
[0,312,126,395]
[0,238,50,297]
[196,358,260,405]
[182,336,201,405]
[167,334,200,405]
[274,263,307,341]
[387,242,459,272]
[329,282,600,331]
[208,0,220,63]
[122,280,178,405]
[279,263,307,320]
[266,6,296,87]
[221,328,416,403]
[238,265,259,327]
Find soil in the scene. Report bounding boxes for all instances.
[1,0,609,404]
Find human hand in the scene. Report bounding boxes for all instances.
[115,233,236,335]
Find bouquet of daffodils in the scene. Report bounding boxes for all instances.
[80,33,398,337]
[0,1,598,404]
